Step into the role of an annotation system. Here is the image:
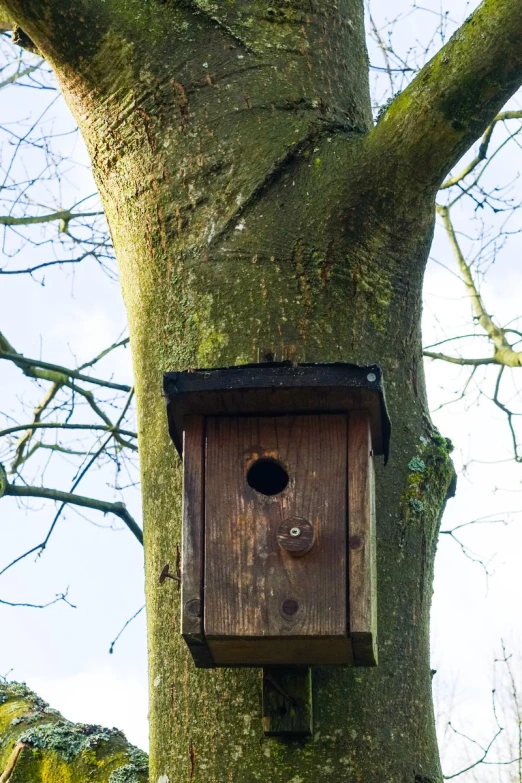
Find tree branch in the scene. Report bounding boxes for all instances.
[0,743,26,783]
[0,60,43,90]
[0,1,106,69]
[443,721,503,779]
[430,205,522,368]
[0,682,148,783]
[109,605,145,655]
[423,352,497,366]
[0,422,137,439]
[0,330,131,391]
[371,0,522,190]
[440,111,522,190]
[0,589,75,609]
[0,208,102,227]
[0,463,143,544]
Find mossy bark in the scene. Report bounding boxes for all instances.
[0,681,148,782]
[1,0,522,780]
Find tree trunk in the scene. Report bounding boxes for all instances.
[6,0,522,779]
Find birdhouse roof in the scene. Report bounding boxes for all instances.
[163,362,391,462]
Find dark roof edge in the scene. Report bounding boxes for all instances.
[163,362,391,464]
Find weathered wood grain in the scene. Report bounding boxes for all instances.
[204,414,351,666]
[348,411,378,666]
[181,416,214,667]
[208,638,353,666]
[262,666,313,737]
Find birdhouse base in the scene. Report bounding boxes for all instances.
[207,637,353,667]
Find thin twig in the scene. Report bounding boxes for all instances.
[109,605,145,654]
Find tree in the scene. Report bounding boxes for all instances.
[0,680,149,783]
[1,0,522,781]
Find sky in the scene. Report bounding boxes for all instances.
[1,1,522,778]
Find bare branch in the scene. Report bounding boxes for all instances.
[63,381,136,452]
[0,208,102,227]
[424,352,497,366]
[0,463,143,545]
[0,60,43,90]
[432,206,522,368]
[443,728,503,779]
[492,367,521,463]
[0,331,131,391]
[0,588,75,609]
[443,692,504,779]
[498,640,522,780]
[0,253,104,276]
[440,517,508,576]
[109,605,145,654]
[0,422,137,439]
[0,743,26,783]
[367,6,395,96]
[440,111,522,190]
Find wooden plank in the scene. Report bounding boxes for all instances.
[181,416,214,668]
[348,410,378,666]
[204,414,350,666]
[262,666,313,737]
[210,638,353,666]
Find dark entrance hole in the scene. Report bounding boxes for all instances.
[247,458,289,496]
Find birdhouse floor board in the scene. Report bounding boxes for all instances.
[203,414,348,664]
[207,637,352,666]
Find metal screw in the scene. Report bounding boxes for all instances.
[290,527,301,537]
[367,372,377,382]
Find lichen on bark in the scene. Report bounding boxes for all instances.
[0,681,148,783]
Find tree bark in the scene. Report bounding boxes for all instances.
[1,0,520,780]
[0,681,148,782]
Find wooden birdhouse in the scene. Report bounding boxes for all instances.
[163,362,390,670]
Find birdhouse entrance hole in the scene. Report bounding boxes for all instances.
[247,458,289,496]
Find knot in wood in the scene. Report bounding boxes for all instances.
[277,517,315,556]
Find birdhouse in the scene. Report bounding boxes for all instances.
[163,363,390,669]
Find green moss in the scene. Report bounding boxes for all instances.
[192,311,227,366]
[108,748,148,783]
[0,682,149,782]
[401,433,454,521]
[376,93,400,123]
[409,499,425,514]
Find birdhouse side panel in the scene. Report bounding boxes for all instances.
[348,410,378,666]
[181,416,214,667]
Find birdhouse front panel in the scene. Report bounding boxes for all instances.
[204,414,350,666]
